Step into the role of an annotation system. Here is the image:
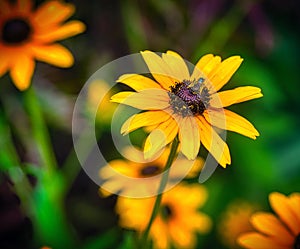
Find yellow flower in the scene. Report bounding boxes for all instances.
[111,51,262,167]
[0,0,85,90]
[99,146,204,197]
[218,201,259,249]
[116,183,211,249]
[238,192,300,249]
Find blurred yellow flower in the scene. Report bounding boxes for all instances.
[238,192,300,249]
[111,51,262,167]
[218,201,259,249]
[0,0,85,90]
[116,183,211,249]
[99,146,204,197]
[87,79,117,125]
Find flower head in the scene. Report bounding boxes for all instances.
[99,146,204,197]
[218,201,259,249]
[116,183,211,249]
[238,192,300,249]
[111,51,262,167]
[0,0,85,90]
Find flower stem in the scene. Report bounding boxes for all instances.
[140,137,180,247]
[23,86,58,173]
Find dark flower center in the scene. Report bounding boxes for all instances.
[168,78,210,117]
[2,18,32,44]
[294,234,300,249]
[161,204,173,220]
[140,165,161,177]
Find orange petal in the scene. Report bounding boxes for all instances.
[269,192,300,235]
[34,21,86,42]
[141,50,176,90]
[251,212,294,246]
[289,193,300,229]
[33,1,75,27]
[144,118,178,159]
[210,86,263,108]
[178,116,200,160]
[111,89,170,110]
[10,54,35,90]
[203,109,259,139]
[117,74,161,91]
[16,0,32,13]
[121,111,170,135]
[30,44,74,68]
[197,116,231,167]
[0,1,12,15]
[238,232,289,249]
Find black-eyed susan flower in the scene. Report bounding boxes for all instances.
[238,192,300,249]
[0,0,85,90]
[116,183,211,249]
[111,51,262,167]
[99,146,203,197]
[218,201,259,249]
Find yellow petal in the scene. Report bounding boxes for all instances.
[178,116,200,160]
[191,54,221,82]
[289,193,300,228]
[34,21,86,42]
[144,118,178,159]
[203,109,259,139]
[197,116,231,167]
[111,89,170,110]
[237,232,288,249]
[269,192,300,235]
[210,86,263,108]
[141,50,175,90]
[121,111,170,135]
[10,54,35,91]
[117,74,161,91]
[251,212,294,246]
[162,51,190,82]
[33,0,75,27]
[210,56,243,91]
[31,44,74,68]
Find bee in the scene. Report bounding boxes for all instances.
[189,77,205,94]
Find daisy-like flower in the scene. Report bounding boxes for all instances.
[99,146,203,197]
[111,51,262,167]
[218,201,258,249]
[116,183,211,249]
[238,192,300,249]
[0,0,85,90]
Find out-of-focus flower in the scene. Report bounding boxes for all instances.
[111,51,262,167]
[116,183,211,249]
[218,201,259,249]
[238,192,300,249]
[87,79,117,125]
[99,146,204,197]
[0,0,85,90]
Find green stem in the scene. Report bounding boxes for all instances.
[140,138,180,247]
[23,86,58,174]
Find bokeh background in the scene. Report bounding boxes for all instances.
[1,0,300,248]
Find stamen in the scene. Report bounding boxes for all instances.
[2,18,31,44]
[294,234,300,249]
[169,78,210,117]
[140,165,161,177]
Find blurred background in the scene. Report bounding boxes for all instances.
[0,0,300,248]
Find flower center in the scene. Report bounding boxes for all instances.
[168,78,210,117]
[161,204,173,221]
[294,234,300,249]
[140,165,161,177]
[2,18,32,44]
